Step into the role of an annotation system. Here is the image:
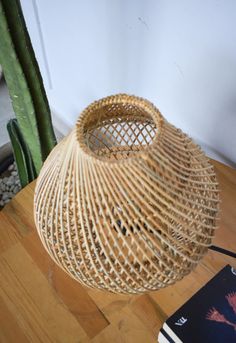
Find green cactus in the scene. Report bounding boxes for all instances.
[7,119,36,188]
[0,0,56,176]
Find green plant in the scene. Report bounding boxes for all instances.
[0,0,56,178]
[7,119,36,188]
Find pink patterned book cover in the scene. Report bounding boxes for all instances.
[161,265,236,343]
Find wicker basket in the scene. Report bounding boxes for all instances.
[34,94,219,294]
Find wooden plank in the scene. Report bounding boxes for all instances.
[21,231,109,338]
[0,212,22,252]
[130,294,167,337]
[86,288,163,342]
[88,306,156,343]
[0,243,88,343]
[87,288,131,321]
[1,182,36,237]
[0,295,29,343]
[0,184,37,252]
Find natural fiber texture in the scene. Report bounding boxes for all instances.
[34,94,220,294]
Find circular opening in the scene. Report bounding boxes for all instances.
[77,95,161,161]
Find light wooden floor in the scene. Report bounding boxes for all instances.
[0,159,235,342]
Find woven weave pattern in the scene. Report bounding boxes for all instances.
[34,94,219,294]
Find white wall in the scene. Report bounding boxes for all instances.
[21,0,236,166]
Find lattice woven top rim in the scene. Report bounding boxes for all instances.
[76,93,164,164]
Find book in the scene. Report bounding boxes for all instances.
[158,265,236,343]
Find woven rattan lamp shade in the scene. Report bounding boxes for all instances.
[34,94,219,294]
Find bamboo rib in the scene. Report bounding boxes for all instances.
[34,94,219,294]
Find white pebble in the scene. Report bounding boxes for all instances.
[0,183,6,192]
[2,193,10,201]
[13,186,19,194]
[8,164,14,171]
[3,177,8,184]
[9,175,14,182]
[5,185,10,192]
[0,161,21,209]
